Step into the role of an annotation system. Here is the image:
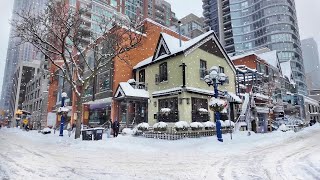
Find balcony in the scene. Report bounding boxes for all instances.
[202,3,211,9]
[203,10,210,17]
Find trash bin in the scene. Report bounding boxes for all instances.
[94,128,104,140]
[82,129,93,141]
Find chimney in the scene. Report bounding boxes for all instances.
[178,20,182,47]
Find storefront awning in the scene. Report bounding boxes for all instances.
[226,92,242,103]
[83,98,112,110]
[83,97,112,105]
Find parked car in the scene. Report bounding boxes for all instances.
[41,127,52,134]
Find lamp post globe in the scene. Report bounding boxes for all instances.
[61,92,68,98]
[218,73,227,82]
[209,66,219,72]
[204,75,212,85]
[209,69,218,80]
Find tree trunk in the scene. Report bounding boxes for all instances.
[74,89,84,139]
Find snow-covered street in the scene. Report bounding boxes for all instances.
[1,125,320,180]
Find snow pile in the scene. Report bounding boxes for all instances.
[127,79,136,84]
[58,107,70,113]
[219,120,226,127]
[41,128,52,134]
[121,128,136,135]
[153,122,168,131]
[237,122,247,127]
[224,120,235,127]
[203,121,215,128]
[160,108,171,113]
[278,124,289,132]
[174,121,189,129]
[198,108,208,113]
[137,123,150,131]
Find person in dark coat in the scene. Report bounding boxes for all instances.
[112,119,120,137]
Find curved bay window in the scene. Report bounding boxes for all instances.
[192,98,209,122]
[158,97,178,122]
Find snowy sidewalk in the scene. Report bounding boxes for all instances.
[0,124,320,180]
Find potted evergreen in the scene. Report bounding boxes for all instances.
[137,122,150,131]
[203,121,215,130]
[174,121,189,131]
[190,122,204,131]
[153,122,168,132]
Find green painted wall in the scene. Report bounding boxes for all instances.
[136,48,236,125]
[184,48,236,93]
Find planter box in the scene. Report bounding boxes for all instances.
[191,127,203,131]
[175,127,188,132]
[153,127,167,132]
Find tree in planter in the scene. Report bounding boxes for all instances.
[12,0,145,139]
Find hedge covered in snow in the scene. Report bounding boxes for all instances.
[174,121,189,131]
[190,122,204,131]
[153,122,168,131]
[203,121,215,130]
[137,122,150,131]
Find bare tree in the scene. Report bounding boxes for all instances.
[12,0,145,138]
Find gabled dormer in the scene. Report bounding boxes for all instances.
[152,33,172,61]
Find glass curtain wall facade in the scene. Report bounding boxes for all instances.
[203,0,307,95]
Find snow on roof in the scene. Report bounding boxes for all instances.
[254,93,269,100]
[227,92,242,103]
[83,97,112,105]
[230,52,256,61]
[303,95,319,106]
[134,30,215,69]
[142,18,191,40]
[133,56,153,69]
[152,87,182,96]
[186,87,214,96]
[280,61,294,84]
[257,51,279,69]
[119,82,149,98]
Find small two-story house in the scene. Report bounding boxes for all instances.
[114,31,238,125]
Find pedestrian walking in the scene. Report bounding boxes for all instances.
[112,118,120,137]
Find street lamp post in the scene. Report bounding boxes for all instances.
[204,66,227,142]
[59,92,68,136]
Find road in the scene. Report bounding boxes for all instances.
[0,126,319,180]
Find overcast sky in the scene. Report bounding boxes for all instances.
[0,0,320,95]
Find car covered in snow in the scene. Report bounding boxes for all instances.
[41,128,52,134]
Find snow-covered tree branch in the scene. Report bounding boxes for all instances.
[11,0,145,138]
